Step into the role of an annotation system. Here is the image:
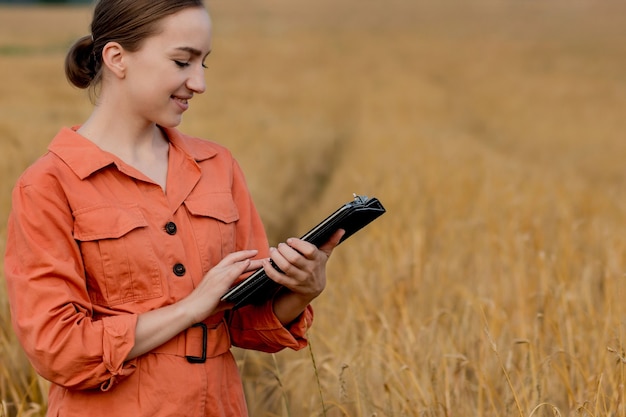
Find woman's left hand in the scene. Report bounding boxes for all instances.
[264,229,344,324]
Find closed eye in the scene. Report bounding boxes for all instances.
[174,60,190,68]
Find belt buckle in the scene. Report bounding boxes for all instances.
[186,322,207,364]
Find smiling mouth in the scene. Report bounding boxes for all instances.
[172,96,189,105]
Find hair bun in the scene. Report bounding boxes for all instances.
[64,35,98,89]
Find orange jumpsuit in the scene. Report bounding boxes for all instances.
[4,127,313,417]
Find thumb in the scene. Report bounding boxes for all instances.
[319,229,345,256]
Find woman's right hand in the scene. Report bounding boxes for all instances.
[127,249,262,360]
[179,249,263,324]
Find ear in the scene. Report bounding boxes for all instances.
[101,41,126,79]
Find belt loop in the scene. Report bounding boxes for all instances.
[186,323,207,363]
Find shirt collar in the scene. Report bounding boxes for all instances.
[48,126,217,180]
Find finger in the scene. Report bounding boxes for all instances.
[261,257,322,296]
[284,238,317,259]
[267,246,292,275]
[278,242,306,263]
[261,257,292,286]
[231,258,254,276]
[274,239,319,277]
[242,259,264,274]
[219,249,259,266]
[318,229,345,255]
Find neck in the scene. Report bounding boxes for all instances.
[79,100,171,151]
[77,108,171,191]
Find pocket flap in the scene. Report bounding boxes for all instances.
[73,204,148,241]
[184,192,239,223]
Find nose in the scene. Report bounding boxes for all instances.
[187,64,206,94]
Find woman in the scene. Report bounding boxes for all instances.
[4,1,342,416]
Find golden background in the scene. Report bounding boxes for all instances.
[1,1,626,416]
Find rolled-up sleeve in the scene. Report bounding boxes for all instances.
[226,158,314,352]
[4,175,137,390]
[227,302,313,352]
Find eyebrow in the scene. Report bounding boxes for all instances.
[175,46,211,57]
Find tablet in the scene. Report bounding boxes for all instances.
[221,194,386,308]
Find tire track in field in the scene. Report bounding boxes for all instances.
[263,128,349,244]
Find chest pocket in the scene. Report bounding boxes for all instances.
[73,204,162,307]
[183,192,239,273]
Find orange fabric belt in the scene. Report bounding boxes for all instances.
[151,319,231,363]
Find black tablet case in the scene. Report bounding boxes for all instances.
[221,195,386,309]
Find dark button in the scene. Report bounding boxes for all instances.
[165,221,177,235]
[173,263,186,277]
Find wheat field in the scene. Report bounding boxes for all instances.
[2,1,626,416]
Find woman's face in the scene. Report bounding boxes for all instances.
[120,7,212,128]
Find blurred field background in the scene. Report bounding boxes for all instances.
[2,0,626,416]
